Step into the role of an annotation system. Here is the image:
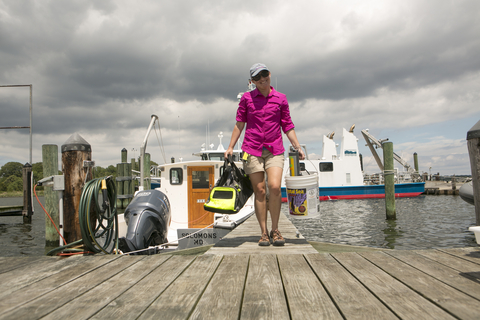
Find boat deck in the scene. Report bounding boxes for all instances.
[1,214,480,319]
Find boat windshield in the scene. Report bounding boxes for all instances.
[209,153,228,161]
[206,152,240,161]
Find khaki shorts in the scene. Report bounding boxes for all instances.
[244,149,285,175]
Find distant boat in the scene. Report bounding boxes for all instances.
[281,127,425,201]
[459,181,474,205]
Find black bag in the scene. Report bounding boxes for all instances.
[204,157,254,214]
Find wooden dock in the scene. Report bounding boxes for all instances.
[423,181,462,195]
[1,214,480,319]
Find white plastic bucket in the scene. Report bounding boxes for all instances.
[285,173,319,218]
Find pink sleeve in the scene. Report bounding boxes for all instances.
[280,97,295,133]
[236,94,248,122]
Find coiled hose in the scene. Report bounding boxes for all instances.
[78,177,119,254]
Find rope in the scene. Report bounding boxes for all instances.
[170,210,213,224]
[34,184,67,245]
[122,221,215,255]
[154,122,167,164]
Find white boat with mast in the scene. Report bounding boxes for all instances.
[117,115,254,253]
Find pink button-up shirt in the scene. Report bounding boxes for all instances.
[236,87,295,157]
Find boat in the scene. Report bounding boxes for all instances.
[459,180,474,205]
[280,126,425,201]
[117,117,255,253]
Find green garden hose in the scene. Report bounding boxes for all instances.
[78,177,119,254]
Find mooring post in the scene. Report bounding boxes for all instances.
[123,161,131,206]
[467,120,480,225]
[42,144,59,246]
[143,153,151,190]
[61,133,92,243]
[413,152,419,173]
[116,162,124,209]
[22,163,33,223]
[383,141,396,219]
[131,157,136,194]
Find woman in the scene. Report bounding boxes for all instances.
[224,63,305,246]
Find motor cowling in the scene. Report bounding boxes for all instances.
[119,189,171,254]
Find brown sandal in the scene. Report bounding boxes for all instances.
[258,232,270,246]
[270,229,285,246]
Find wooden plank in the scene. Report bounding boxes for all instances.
[0,255,84,296]
[137,254,222,320]
[206,212,317,255]
[416,249,480,276]
[387,250,480,300]
[240,254,290,320]
[278,254,342,320]
[0,255,121,313]
[190,255,249,320]
[0,256,55,274]
[305,253,397,320]
[332,252,456,320]
[42,255,171,320]
[437,247,480,266]
[1,255,143,318]
[90,255,196,319]
[361,251,480,319]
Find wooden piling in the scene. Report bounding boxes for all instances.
[22,163,33,224]
[116,163,124,208]
[143,153,151,190]
[467,120,480,225]
[383,142,396,220]
[116,149,134,209]
[413,152,419,173]
[123,162,131,205]
[131,158,136,194]
[121,148,127,163]
[61,133,92,243]
[42,144,59,247]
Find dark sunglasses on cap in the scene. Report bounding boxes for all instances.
[252,70,270,81]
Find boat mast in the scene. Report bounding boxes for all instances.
[361,129,415,173]
[139,114,159,191]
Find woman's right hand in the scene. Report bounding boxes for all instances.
[224,147,234,160]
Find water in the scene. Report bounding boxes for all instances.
[285,195,478,250]
[0,196,47,256]
[0,195,477,256]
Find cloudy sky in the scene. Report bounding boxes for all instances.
[1,0,479,176]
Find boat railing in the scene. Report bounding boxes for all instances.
[364,169,424,185]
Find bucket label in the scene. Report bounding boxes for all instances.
[287,188,308,216]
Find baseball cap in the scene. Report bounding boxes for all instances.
[250,63,269,78]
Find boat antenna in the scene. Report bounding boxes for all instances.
[140,114,158,191]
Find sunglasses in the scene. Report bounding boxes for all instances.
[252,70,270,81]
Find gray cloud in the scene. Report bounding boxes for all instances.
[1,0,479,175]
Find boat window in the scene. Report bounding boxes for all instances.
[319,162,333,172]
[346,173,351,184]
[192,170,210,189]
[208,153,239,161]
[170,168,183,185]
[208,153,225,161]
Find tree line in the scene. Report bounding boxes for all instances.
[0,161,146,192]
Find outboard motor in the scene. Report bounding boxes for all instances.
[119,189,171,254]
